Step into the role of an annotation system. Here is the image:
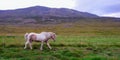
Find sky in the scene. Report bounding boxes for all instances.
[0,0,120,17]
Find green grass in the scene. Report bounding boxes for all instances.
[0,35,120,60]
[0,19,120,60]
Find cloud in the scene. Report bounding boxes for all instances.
[0,0,75,10]
[102,4,120,14]
[102,12,120,18]
[74,0,120,16]
[0,0,120,17]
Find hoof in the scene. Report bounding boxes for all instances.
[40,48,43,50]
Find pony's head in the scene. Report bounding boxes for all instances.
[49,32,56,42]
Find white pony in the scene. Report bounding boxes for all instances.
[24,32,56,50]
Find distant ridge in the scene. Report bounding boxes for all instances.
[0,6,98,18]
[0,6,100,24]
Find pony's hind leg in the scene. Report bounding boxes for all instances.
[29,42,33,49]
[40,41,44,50]
[24,41,29,49]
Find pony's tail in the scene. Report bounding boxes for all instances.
[24,33,29,41]
[26,33,33,42]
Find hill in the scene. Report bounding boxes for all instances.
[0,6,98,18]
[0,6,100,24]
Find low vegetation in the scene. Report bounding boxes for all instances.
[0,19,120,60]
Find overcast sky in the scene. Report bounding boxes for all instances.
[0,0,120,17]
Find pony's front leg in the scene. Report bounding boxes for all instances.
[46,42,52,49]
[40,41,44,50]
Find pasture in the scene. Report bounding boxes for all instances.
[0,19,120,60]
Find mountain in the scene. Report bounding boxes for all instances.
[0,6,98,18]
[0,6,99,24]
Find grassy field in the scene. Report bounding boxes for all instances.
[0,19,120,60]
